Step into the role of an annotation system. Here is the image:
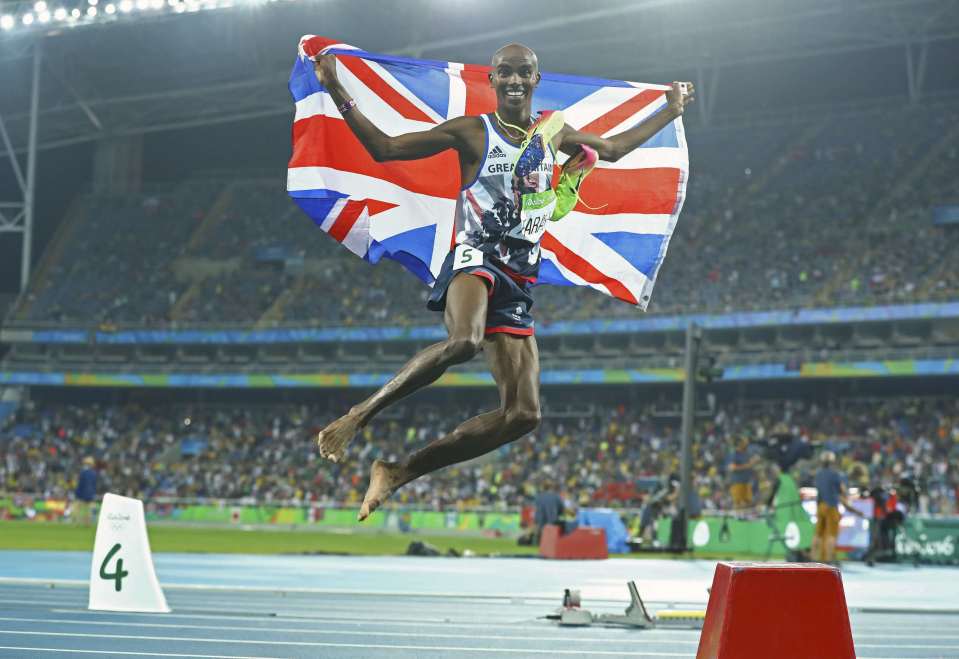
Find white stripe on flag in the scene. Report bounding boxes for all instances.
[561,86,647,131]
[558,212,673,236]
[293,90,435,135]
[341,207,371,257]
[288,166,455,240]
[333,62,435,135]
[320,198,349,232]
[364,58,446,124]
[540,248,612,298]
[626,81,672,92]
[599,146,688,170]
[601,97,668,139]
[546,223,650,304]
[445,62,466,119]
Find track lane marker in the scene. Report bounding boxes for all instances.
[0,630,693,655]
[0,620,701,646]
[0,647,280,658]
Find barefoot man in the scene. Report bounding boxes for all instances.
[313,44,694,520]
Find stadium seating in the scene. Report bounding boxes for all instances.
[7,99,959,328]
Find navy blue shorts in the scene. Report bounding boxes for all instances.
[427,250,535,336]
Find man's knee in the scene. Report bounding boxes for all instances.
[443,335,483,363]
[505,405,541,435]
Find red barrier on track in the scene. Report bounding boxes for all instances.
[538,525,608,560]
[696,562,855,659]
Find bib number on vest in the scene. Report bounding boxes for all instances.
[453,243,483,271]
[507,190,556,244]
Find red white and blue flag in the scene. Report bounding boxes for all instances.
[288,36,688,309]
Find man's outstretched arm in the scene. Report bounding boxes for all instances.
[314,54,473,162]
[558,81,695,162]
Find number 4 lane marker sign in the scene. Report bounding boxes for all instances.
[88,493,171,613]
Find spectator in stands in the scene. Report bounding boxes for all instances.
[728,437,759,510]
[73,456,98,525]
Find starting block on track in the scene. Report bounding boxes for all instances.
[548,581,705,630]
[696,562,854,659]
[88,493,170,613]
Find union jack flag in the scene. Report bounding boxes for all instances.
[288,35,688,310]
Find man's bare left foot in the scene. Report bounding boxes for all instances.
[316,412,363,462]
[358,459,400,521]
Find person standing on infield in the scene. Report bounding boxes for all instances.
[312,44,694,520]
[812,450,864,564]
[73,456,98,525]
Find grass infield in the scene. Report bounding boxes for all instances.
[0,520,539,556]
[0,520,759,560]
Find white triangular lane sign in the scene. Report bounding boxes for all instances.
[88,493,171,613]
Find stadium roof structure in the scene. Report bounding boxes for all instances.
[0,0,958,289]
[1,0,958,155]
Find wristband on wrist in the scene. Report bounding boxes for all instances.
[338,99,357,115]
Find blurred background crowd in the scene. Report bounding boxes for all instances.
[3,395,956,515]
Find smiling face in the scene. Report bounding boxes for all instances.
[489,44,540,114]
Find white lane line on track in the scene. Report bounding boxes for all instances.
[6,601,532,624]
[0,631,692,656]
[855,644,959,650]
[45,608,540,627]
[0,648,281,659]
[0,616,701,645]
[0,598,84,607]
[53,609,557,628]
[34,609,959,641]
[3,596,542,620]
[1,627,951,652]
[0,579,663,605]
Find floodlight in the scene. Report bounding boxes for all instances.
[105,3,115,13]
[0,14,13,29]
[86,5,96,16]
[70,7,81,17]
[53,7,67,19]
[22,12,35,23]
[150,0,163,9]
[136,0,149,10]
[88,0,97,5]
[34,1,47,12]
[38,10,50,21]
[119,0,132,11]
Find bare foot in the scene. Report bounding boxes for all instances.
[358,459,400,522]
[316,412,363,462]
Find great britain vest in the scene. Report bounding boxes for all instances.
[453,114,556,279]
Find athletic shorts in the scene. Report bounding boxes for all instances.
[427,249,535,337]
[815,502,841,538]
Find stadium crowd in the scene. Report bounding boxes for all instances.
[2,396,956,516]
[10,100,959,327]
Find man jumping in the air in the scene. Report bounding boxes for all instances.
[312,44,694,520]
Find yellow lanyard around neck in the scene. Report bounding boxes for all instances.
[494,111,531,138]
